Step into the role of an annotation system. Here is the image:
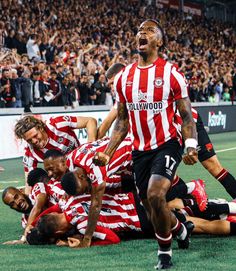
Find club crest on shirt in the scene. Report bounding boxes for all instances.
[63,116,71,122]
[57,137,64,144]
[138,90,147,102]
[71,206,78,216]
[154,77,164,88]
[23,156,34,167]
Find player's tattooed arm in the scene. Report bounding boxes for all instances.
[177,97,198,165]
[106,101,129,152]
[93,102,128,166]
[176,97,197,141]
[80,182,106,248]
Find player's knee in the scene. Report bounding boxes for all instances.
[147,188,166,209]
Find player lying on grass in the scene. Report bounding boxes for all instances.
[27,192,155,246]
[26,190,195,248]
[61,168,197,249]
[169,197,236,236]
[28,180,233,247]
[2,168,66,243]
[4,185,236,247]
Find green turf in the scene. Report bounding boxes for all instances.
[0,132,236,271]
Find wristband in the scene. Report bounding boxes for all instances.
[185,138,198,149]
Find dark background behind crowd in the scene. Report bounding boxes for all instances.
[0,0,235,111]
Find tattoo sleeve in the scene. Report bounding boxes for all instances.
[84,182,106,239]
[176,97,197,141]
[104,102,129,158]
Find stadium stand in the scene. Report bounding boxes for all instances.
[0,0,235,109]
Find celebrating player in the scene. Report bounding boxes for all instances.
[93,19,198,269]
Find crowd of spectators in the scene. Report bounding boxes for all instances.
[0,0,235,111]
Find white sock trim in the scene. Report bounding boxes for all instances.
[177,223,187,240]
[171,220,179,231]
[228,202,236,214]
[155,233,172,241]
[187,182,195,194]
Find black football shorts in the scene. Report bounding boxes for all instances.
[196,114,216,162]
[132,139,182,200]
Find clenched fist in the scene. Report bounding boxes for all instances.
[93,152,110,166]
[182,147,198,165]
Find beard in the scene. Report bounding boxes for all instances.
[16,195,33,214]
[138,50,148,61]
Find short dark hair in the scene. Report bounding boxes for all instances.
[61,172,77,196]
[50,70,57,75]
[33,71,40,76]
[105,63,125,79]
[142,19,166,50]
[44,149,64,160]
[27,168,49,186]
[2,186,14,202]
[2,68,9,73]
[37,215,58,237]
[26,228,50,245]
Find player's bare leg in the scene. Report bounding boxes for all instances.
[201,155,236,198]
[147,175,193,269]
[186,216,230,235]
[147,176,173,269]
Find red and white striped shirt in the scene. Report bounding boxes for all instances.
[29,182,47,205]
[23,116,80,172]
[46,178,66,206]
[66,137,132,187]
[114,58,189,151]
[63,193,141,240]
[22,182,48,228]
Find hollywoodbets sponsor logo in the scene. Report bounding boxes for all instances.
[127,102,163,114]
[127,89,164,113]
[208,111,226,129]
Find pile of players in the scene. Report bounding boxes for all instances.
[3,111,236,248]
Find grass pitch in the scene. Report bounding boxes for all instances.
[1,132,236,271]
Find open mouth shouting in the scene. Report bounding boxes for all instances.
[138,38,148,51]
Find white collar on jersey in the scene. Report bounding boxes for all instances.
[137,63,155,69]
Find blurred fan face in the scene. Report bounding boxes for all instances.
[44,157,67,179]
[51,73,57,80]
[3,188,32,213]
[2,70,10,78]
